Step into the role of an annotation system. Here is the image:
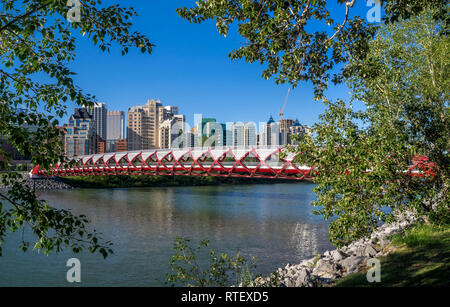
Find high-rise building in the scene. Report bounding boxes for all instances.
[159,114,185,149]
[187,127,197,148]
[257,132,263,146]
[127,99,179,151]
[194,117,216,147]
[279,119,295,145]
[204,121,226,147]
[262,116,280,146]
[64,108,96,157]
[107,111,125,140]
[89,102,107,141]
[160,106,179,121]
[127,99,161,151]
[231,122,257,147]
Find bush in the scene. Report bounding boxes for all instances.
[165,237,260,287]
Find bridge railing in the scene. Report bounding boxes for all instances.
[32,146,316,180]
[31,147,435,180]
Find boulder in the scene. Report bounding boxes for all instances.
[365,244,378,257]
[339,256,366,275]
[284,278,296,287]
[313,259,341,279]
[295,268,313,287]
[300,257,316,268]
[353,245,367,257]
[331,250,348,262]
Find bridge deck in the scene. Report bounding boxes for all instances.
[33,147,314,180]
[31,146,433,180]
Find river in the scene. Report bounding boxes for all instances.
[0,183,334,286]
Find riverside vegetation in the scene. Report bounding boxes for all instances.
[165,213,449,287]
[164,7,449,287]
[59,174,300,189]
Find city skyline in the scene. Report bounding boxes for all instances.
[53,1,375,129]
[61,98,310,156]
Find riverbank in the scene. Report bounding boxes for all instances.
[250,211,449,287]
[0,173,73,191]
[335,223,450,287]
[59,174,305,189]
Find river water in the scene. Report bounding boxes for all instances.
[0,183,334,286]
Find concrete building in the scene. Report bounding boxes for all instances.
[116,139,128,152]
[97,139,106,154]
[106,110,125,153]
[231,122,257,147]
[262,116,280,146]
[127,99,162,151]
[279,118,295,145]
[160,106,179,122]
[127,99,180,151]
[159,114,186,149]
[194,118,216,147]
[107,138,128,152]
[64,108,96,157]
[204,121,226,147]
[186,127,197,148]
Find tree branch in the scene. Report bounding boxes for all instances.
[326,0,356,44]
[0,1,51,33]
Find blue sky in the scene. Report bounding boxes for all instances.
[63,1,381,128]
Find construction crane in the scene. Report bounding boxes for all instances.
[279,87,291,122]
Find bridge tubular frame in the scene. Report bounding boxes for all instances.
[32,147,316,180]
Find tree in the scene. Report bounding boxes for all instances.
[177,0,448,247]
[0,0,153,257]
[287,10,449,247]
[177,0,448,99]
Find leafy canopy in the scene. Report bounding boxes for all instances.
[288,10,449,246]
[177,0,448,98]
[0,0,153,257]
[178,0,448,247]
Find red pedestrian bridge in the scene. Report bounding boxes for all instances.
[30,147,434,181]
[31,146,315,180]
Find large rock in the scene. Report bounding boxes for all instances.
[313,259,341,279]
[339,256,366,275]
[348,244,366,257]
[331,250,348,262]
[295,268,313,287]
[364,244,378,257]
[284,277,296,287]
[358,245,369,257]
[299,257,316,269]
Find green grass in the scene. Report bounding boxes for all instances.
[335,223,450,287]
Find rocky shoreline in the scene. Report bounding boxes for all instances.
[252,211,418,287]
[0,173,74,191]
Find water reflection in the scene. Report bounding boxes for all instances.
[1,183,333,286]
